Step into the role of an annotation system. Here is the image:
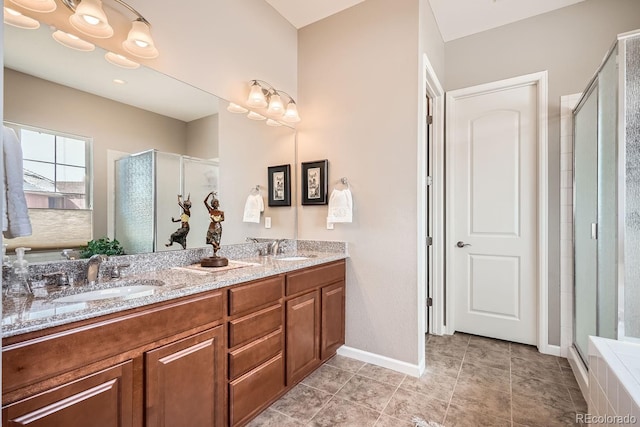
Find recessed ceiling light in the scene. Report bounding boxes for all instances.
[113,79,126,84]
[52,30,95,51]
[4,7,40,29]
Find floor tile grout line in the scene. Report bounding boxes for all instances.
[376,374,407,424]
[268,407,309,425]
[441,335,469,425]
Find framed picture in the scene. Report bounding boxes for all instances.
[268,164,291,207]
[301,159,328,205]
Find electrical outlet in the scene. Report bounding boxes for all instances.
[326,218,334,230]
[265,217,271,229]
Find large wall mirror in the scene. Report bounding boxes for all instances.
[3,18,297,258]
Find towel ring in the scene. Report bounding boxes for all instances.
[250,185,260,195]
[340,177,350,189]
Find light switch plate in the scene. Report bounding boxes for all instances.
[265,217,271,228]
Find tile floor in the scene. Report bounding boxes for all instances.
[248,333,588,426]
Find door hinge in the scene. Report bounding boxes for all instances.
[426,115,433,125]
[426,297,433,307]
[426,236,433,246]
[426,176,433,186]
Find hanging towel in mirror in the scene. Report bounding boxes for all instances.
[242,193,264,223]
[2,126,32,238]
[327,188,353,223]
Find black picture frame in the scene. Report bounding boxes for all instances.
[268,164,291,207]
[301,159,328,205]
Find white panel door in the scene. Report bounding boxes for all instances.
[450,81,538,345]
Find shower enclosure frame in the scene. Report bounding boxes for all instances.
[572,29,640,366]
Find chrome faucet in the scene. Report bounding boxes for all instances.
[269,239,285,256]
[86,254,108,285]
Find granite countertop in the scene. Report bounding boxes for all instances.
[2,250,347,339]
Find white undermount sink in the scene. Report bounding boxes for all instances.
[53,280,163,303]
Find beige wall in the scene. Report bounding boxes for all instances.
[4,69,189,239]
[298,0,444,365]
[129,0,298,105]
[218,105,297,244]
[186,114,219,159]
[444,0,640,345]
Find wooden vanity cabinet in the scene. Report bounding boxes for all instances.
[2,259,346,427]
[2,290,225,427]
[285,261,346,386]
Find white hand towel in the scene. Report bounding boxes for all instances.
[3,126,32,238]
[327,188,353,223]
[242,193,264,223]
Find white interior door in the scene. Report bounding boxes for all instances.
[448,79,539,345]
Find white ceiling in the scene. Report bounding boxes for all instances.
[265,0,365,29]
[266,0,586,41]
[429,0,586,42]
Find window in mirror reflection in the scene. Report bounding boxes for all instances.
[4,122,93,251]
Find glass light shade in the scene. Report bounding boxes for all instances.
[8,0,55,13]
[247,82,268,108]
[282,101,301,123]
[105,52,139,69]
[227,102,248,114]
[4,7,39,29]
[52,30,95,51]
[122,20,159,59]
[69,0,113,38]
[266,119,282,127]
[247,111,266,121]
[267,93,284,116]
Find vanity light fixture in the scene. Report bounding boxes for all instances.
[105,51,139,69]
[52,29,95,51]
[60,0,159,58]
[3,7,40,29]
[8,0,56,13]
[68,0,113,38]
[244,80,301,123]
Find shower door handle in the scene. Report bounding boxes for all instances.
[591,223,598,240]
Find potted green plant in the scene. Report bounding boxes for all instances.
[79,237,125,259]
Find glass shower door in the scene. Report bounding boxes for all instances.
[573,85,598,361]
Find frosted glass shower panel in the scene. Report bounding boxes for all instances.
[624,36,640,339]
[597,49,618,340]
[115,152,154,254]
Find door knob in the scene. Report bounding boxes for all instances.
[456,241,471,248]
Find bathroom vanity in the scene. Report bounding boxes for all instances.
[1,246,346,427]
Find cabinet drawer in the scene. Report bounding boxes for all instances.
[229,354,284,427]
[228,276,283,316]
[286,261,345,296]
[228,304,282,348]
[229,328,282,380]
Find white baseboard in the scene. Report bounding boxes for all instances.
[337,346,424,378]
[541,344,562,357]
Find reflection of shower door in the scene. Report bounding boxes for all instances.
[573,86,598,362]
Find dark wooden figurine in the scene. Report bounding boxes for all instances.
[166,194,191,249]
[201,191,228,267]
